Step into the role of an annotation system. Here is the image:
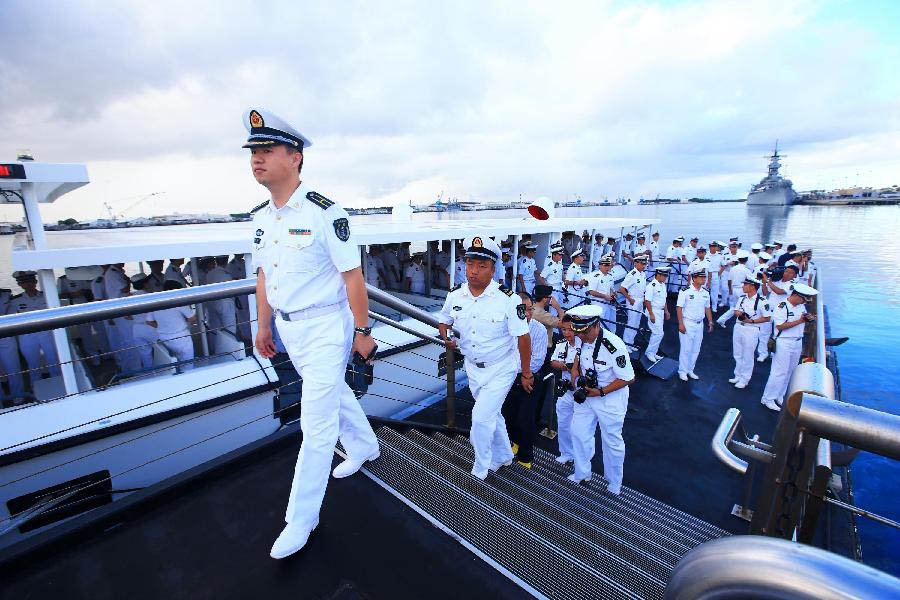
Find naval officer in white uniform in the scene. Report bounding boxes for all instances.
[10,271,62,381]
[245,107,380,559]
[760,284,817,411]
[643,266,670,361]
[438,235,532,480]
[618,255,648,347]
[566,305,635,495]
[729,277,771,389]
[675,266,713,381]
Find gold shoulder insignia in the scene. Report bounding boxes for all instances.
[306,191,335,210]
[250,200,269,214]
[450,283,462,292]
[601,337,617,354]
[499,285,514,297]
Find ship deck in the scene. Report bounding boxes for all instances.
[0,299,856,599]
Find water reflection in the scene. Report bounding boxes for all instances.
[745,205,792,243]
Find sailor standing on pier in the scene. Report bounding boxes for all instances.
[760,284,817,411]
[619,255,648,347]
[643,266,670,362]
[676,266,713,381]
[439,235,532,480]
[244,108,380,559]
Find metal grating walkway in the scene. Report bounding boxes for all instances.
[357,426,729,600]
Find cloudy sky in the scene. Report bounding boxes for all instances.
[2,0,898,222]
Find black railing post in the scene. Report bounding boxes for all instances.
[445,350,456,429]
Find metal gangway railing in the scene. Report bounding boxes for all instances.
[710,269,900,558]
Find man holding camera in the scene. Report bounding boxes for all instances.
[439,235,532,480]
[760,283,818,411]
[550,315,582,465]
[566,305,635,495]
[729,277,771,389]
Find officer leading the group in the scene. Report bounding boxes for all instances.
[439,235,532,480]
[566,305,635,495]
[246,107,380,560]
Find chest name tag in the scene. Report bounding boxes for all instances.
[289,229,312,235]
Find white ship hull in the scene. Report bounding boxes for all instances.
[747,186,795,206]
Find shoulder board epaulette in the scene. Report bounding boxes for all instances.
[94,276,104,283]
[11,293,22,299]
[601,337,617,354]
[450,283,462,292]
[250,199,269,214]
[306,191,334,209]
[499,285,514,297]
[778,302,786,308]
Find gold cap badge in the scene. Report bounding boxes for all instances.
[249,110,264,129]
[472,237,483,247]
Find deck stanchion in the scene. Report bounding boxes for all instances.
[445,349,456,429]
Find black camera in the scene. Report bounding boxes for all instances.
[554,377,571,398]
[573,368,598,404]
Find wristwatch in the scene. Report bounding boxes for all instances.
[354,327,372,336]
[598,387,606,397]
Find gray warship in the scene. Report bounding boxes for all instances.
[747,143,796,206]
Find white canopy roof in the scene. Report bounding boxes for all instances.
[12,214,658,271]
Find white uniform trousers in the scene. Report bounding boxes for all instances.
[678,320,704,376]
[160,331,195,370]
[761,337,803,407]
[645,310,665,358]
[206,299,237,354]
[132,323,159,370]
[465,355,518,477]
[709,274,721,311]
[757,320,773,358]
[17,331,61,380]
[600,301,616,330]
[667,265,681,293]
[279,307,378,527]
[555,389,575,461]
[112,317,141,372]
[571,388,628,493]
[732,323,760,384]
[622,301,642,346]
[0,336,25,399]
[522,278,535,295]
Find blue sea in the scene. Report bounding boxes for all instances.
[2,201,897,574]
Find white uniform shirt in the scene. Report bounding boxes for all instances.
[206,265,233,286]
[633,243,648,259]
[405,263,426,293]
[364,253,381,286]
[148,305,195,337]
[552,338,581,382]
[449,258,466,285]
[676,286,711,321]
[689,257,711,280]
[227,257,247,280]
[620,268,647,301]
[648,240,660,265]
[643,278,667,310]
[772,301,807,340]
[735,293,770,328]
[589,270,613,298]
[682,246,697,264]
[768,278,795,307]
[519,256,537,286]
[707,252,724,276]
[437,279,529,365]
[495,258,506,283]
[164,264,190,288]
[104,267,130,300]
[526,318,548,373]
[57,276,89,305]
[251,184,360,313]
[665,246,681,265]
[565,263,587,296]
[579,330,635,389]
[382,249,401,283]
[91,275,107,301]
[9,291,48,314]
[543,260,564,291]
[729,264,752,292]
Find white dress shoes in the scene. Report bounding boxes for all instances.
[270,520,318,559]
[734,381,748,389]
[679,373,689,382]
[688,372,699,380]
[728,377,740,384]
[332,450,380,479]
[567,474,590,484]
[555,455,574,464]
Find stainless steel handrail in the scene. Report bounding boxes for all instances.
[368,311,444,346]
[711,408,748,474]
[813,271,826,365]
[0,280,456,339]
[665,535,900,600]
[798,392,900,460]
[0,279,256,337]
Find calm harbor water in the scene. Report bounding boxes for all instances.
[2,202,898,574]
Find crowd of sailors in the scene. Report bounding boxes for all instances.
[0,256,252,406]
[429,230,819,498]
